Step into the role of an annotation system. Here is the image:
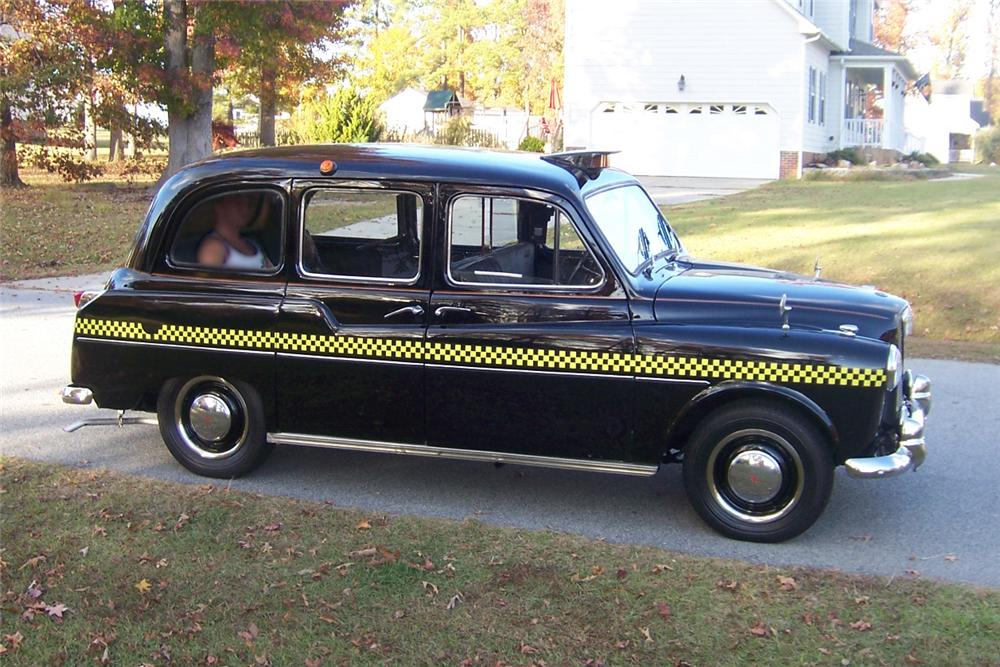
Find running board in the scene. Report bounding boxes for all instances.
[64,416,159,433]
[267,432,659,477]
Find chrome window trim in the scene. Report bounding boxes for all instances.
[297,186,425,287]
[444,193,607,293]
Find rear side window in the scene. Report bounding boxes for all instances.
[448,195,603,289]
[300,189,423,283]
[170,189,284,273]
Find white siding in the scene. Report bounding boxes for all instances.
[812,0,848,48]
[826,60,844,147]
[564,0,808,153]
[802,39,836,153]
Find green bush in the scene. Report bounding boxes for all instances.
[903,151,939,166]
[289,87,383,144]
[518,136,545,152]
[974,126,1000,164]
[825,148,864,165]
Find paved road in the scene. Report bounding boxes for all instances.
[2,274,999,588]
[637,175,769,205]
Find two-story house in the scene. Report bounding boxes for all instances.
[563,0,918,179]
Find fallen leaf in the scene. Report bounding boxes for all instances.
[777,575,798,591]
[349,547,377,559]
[591,566,605,576]
[651,563,674,574]
[904,569,920,577]
[715,579,739,592]
[356,519,371,531]
[818,648,833,656]
[854,596,870,605]
[640,626,653,644]
[850,620,873,632]
[422,581,438,596]
[519,644,539,654]
[79,546,89,557]
[174,513,190,531]
[25,580,43,598]
[749,621,772,637]
[616,568,628,580]
[944,555,958,562]
[19,555,46,570]
[46,603,69,619]
[3,631,24,649]
[904,655,923,666]
[655,602,671,621]
[446,593,464,610]
[263,522,281,532]
[134,579,152,594]
[305,659,322,667]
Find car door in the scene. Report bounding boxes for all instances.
[425,185,639,463]
[275,180,432,445]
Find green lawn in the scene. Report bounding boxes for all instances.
[2,458,998,665]
[664,172,1000,357]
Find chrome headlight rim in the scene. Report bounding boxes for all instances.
[886,344,902,391]
[901,304,914,337]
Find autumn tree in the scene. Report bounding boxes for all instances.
[873,0,912,53]
[929,0,974,79]
[0,0,93,187]
[222,1,351,147]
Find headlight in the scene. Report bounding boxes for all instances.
[886,344,902,391]
[901,305,914,336]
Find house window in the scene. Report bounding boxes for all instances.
[808,67,817,123]
[709,104,725,114]
[819,72,827,125]
[733,105,747,115]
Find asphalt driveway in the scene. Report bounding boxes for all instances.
[2,274,999,588]
[637,175,769,205]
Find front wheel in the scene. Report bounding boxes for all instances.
[682,400,834,542]
[157,376,272,478]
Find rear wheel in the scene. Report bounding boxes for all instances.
[157,376,272,478]
[682,400,834,542]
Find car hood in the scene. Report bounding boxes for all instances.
[652,257,908,342]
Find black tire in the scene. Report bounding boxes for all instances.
[682,400,834,543]
[157,376,272,478]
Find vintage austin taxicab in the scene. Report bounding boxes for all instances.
[62,145,931,542]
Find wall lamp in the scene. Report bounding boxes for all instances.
[677,75,686,92]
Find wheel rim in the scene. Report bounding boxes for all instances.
[706,429,804,524]
[173,377,248,460]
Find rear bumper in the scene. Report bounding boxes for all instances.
[844,372,930,479]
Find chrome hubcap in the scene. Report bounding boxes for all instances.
[726,449,783,504]
[188,393,232,442]
[707,429,804,524]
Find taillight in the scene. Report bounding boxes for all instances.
[74,291,98,309]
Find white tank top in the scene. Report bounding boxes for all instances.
[213,233,268,270]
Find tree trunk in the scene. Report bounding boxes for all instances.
[84,88,98,162]
[159,0,214,185]
[0,101,26,188]
[258,66,276,147]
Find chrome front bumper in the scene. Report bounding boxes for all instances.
[845,373,931,479]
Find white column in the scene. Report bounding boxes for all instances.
[882,65,893,150]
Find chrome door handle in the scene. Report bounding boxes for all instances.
[384,304,424,320]
[434,306,473,318]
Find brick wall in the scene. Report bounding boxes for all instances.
[779,151,800,179]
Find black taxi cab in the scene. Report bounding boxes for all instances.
[62,144,931,542]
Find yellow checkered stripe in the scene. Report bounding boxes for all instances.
[74,317,885,388]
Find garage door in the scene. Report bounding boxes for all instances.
[590,102,780,179]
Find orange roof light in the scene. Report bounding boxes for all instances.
[319,159,336,175]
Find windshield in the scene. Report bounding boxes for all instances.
[584,184,679,275]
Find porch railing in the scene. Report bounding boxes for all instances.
[842,118,883,148]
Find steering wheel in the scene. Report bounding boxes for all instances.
[566,254,602,285]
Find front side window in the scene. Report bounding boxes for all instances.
[300,189,422,282]
[584,184,681,275]
[170,189,284,273]
[448,195,602,288]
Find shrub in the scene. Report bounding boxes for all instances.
[289,87,383,144]
[825,148,864,165]
[903,151,939,166]
[974,126,1000,164]
[518,136,545,152]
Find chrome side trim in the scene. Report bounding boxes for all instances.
[276,352,420,367]
[75,337,275,356]
[636,376,711,385]
[267,432,659,477]
[64,416,158,433]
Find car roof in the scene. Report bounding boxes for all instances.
[179,143,617,199]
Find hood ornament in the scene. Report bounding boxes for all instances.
[813,257,822,281]
[779,293,792,333]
